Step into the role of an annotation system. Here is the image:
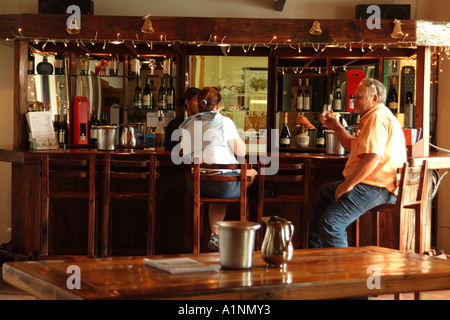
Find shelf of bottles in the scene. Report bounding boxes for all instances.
[276,65,360,150]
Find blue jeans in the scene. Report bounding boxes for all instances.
[308,181,396,248]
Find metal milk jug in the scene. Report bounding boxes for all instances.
[120,124,136,148]
[261,216,294,267]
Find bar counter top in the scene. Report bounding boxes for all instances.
[2,145,450,169]
[0,145,350,165]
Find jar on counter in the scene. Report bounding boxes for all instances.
[294,124,309,148]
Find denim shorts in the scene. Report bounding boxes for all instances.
[187,171,241,199]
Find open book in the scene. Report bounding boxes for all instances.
[144,257,220,274]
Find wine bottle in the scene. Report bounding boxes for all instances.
[163,57,171,76]
[134,80,143,110]
[62,114,69,146]
[279,113,291,148]
[54,114,61,143]
[130,57,140,77]
[109,55,119,76]
[404,92,414,128]
[155,110,165,148]
[89,111,100,144]
[387,77,398,113]
[167,77,175,110]
[55,53,64,75]
[143,77,153,110]
[80,54,89,75]
[158,77,167,110]
[316,122,325,148]
[303,79,311,111]
[100,111,108,125]
[332,79,342,112]
[28,52,34,74]
[296,79,304,111]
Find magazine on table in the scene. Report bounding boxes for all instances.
[144,257,220,274]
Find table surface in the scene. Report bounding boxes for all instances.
[3,246,450,300]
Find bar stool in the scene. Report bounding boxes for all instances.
[190,160,249,253]
[40,153,96,257]
[256,159,312,249]
[101,155,159,256]
[353,161,428,300]
[352,161,428,254]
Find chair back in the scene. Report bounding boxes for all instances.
[41,153,96,256]
[190,159,249,253]
[102,154,159,256]
[257,159,312,248]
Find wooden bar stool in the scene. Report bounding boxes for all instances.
[353,161,428,254]
[40,154,96,257]
[353,161,428,300]
[191,161,249,254]
[101,155,159,256]
[256,159,312,249]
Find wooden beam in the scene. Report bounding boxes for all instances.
[0,14,417,46]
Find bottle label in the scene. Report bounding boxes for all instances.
[167,95,174,104]
[303,97,310,111]
[388,102,398,112]
[296,97,303,111]
[143,95,151,107]
[332,99,342,111]
[280,138,290,145]
[298,133,309,147]
[316,137,325,146]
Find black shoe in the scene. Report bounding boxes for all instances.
[207,233,219,252]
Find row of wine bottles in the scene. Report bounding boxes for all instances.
[89,111,109,144]
[134,77,175,111]
[53,114,69,145]
[294,78,343,112]
[279,113,326,148]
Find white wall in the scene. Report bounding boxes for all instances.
[1,0,450,249]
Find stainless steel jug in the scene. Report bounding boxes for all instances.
[261,216,294,267]
[120,124,136,148]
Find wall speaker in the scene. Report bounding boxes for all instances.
[355,4,410,20]
[39,0,94,15]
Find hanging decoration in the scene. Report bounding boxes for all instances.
[391,19,404,39]
[66,18,80,35]
[141,15,155,34]
[309,20,322,36]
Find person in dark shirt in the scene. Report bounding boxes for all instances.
[165,87,201,151]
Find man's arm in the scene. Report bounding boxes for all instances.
[335,153,381,201]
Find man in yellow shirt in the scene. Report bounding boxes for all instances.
[308,78,407,248]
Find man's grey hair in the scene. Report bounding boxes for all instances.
[360,78,386,104]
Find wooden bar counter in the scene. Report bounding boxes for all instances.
[1,145,450,258]
[0,145,346,257]
[4,246,450,300]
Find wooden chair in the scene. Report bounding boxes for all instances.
[353,161,428,254]
[352,161,428,300]
[191,160,249,254]
[101,155,159,256]
[256,159,312,249]
[41,154,96,257]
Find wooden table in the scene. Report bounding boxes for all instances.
[3,246,450,300]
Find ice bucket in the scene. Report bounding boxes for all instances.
[96,125,118,150]
[215,221,260,269]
